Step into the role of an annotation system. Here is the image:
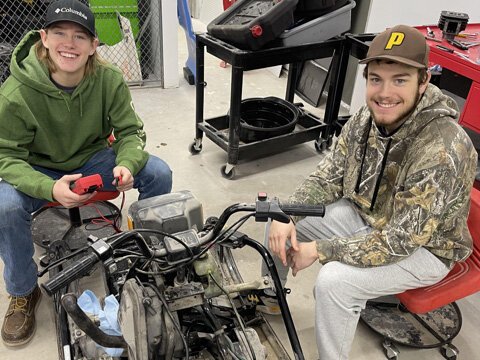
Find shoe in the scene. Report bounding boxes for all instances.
[1,286,42,346]
[247,289,281,315]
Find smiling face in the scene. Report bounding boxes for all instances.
[365,60,430,133]
[40,21,98,87]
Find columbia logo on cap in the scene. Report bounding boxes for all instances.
[45,0,96,37]
[54,7,88,21]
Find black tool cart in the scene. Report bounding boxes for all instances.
[190,33,351,179]
[189,0,357,179]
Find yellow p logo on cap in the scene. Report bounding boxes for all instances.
[385,32,405,50]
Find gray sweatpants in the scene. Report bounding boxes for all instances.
[262,198,450,359]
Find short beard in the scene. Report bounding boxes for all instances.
[369,90,422,132]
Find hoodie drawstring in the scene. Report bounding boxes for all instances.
[354,117,394,211]
[60,92,71,113]
[79,92,83,117]
[369,138,392,211]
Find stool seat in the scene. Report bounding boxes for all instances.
[396,188,480,314]
[361,187,480,359]
[32,190,121,251]
[44,190,120,207]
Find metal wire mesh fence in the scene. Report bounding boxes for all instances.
[0,0,163,86]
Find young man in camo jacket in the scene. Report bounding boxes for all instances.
[265,25,477,359]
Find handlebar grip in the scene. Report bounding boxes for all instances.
[280,204,325,218]
[41,251,100,296]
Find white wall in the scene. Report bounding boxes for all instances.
[162,0,179,88]
[350,0,480,113]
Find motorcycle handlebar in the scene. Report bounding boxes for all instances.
[42,196,325,295]
[280,203,325,218]
[42,251,100,296]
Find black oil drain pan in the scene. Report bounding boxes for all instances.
[239,97,299,143]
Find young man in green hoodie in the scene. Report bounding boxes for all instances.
[263,25,477,359]
[0,0,172,346]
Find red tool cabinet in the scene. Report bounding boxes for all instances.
[417,24,480,135]
[417,24,480,189]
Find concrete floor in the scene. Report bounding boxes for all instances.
[1,26,479,360]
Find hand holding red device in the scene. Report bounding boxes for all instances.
[70,174,103,195]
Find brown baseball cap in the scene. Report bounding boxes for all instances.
[359,25,429,69]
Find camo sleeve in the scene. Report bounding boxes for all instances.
[287,114,356,208]
[319,145,477,267]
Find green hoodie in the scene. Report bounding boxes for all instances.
[0,31,148,201]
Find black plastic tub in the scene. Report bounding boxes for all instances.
[239,97,299,143]
[295,0,349,19]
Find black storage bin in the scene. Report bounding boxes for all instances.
[207,0,298,51]
[238,97,299,143]
[295,0,349,19]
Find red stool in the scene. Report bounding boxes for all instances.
[361,187,480,360]
[223,0,236,10]
[31,191,121,263]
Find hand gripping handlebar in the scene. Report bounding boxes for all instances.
[255,192,325,223]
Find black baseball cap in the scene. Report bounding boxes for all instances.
[45,0,95,37]
[359,25,429,69]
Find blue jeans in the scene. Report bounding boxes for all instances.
[0,148,172,296]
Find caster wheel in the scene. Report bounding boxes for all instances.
[382,339,399,360]
[315,137,333,153]
[440,344,458,360]
[189,141,202,154]
[314,140,327,153]
[221,165,235,180]
[183,66,195,85]
[327,137,333,147]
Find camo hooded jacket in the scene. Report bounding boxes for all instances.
[290,84,477,268]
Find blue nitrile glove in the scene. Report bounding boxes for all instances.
[77,290,124,357]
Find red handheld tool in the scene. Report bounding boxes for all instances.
[70,174,103,195]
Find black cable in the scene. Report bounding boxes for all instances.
[112,248,144,257]
[37,247,88,277]
[142,283,190,360]
[196,214,253,259]
[112,249,171,272]
[110,254,146,265]
[113,191,126,232]
[153,214,254,275]
[100,215,252,275]
[201,303,230,360]
[209,273,255,360]
[134,268,166,276]
[119,229,194,258]
[84,222,112,231]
